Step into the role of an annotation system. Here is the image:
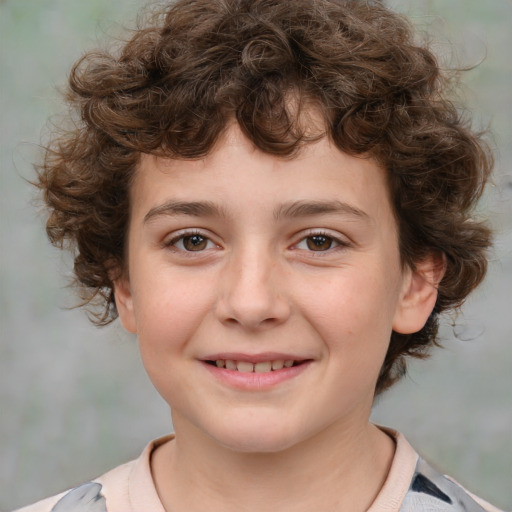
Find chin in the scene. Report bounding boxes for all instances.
[219,434,298,454]
[207,418,308,454]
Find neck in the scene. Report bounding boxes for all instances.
[151,416,395,512]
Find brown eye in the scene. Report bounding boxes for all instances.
[182,235,208,251]
[306,235,333,251]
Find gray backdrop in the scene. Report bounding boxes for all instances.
[1,0,511,510]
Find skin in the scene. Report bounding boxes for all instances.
[114,124,440,511]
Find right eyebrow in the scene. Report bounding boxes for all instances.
[143,200,227,224]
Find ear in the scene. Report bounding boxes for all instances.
[392,253,446,334]
[113,276,137,334]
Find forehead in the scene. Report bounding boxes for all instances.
[131,124,394,226]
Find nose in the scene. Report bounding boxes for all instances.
[215,245,291,331]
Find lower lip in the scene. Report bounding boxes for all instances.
[201,361,312,390]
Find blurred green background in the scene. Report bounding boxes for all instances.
[1,0,511,510]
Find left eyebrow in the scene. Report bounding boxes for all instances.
[273,200,370,221]
[144,200,227,223]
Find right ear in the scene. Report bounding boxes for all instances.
[113,276,137,333]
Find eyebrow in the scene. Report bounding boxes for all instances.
[273,200,370,221]
[144,200,227,223]
[143,199,369,224]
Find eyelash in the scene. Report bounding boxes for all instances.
[164,230,217,253]
[293,231,350,254]
[164,230,349,254]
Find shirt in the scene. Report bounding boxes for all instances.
[13,429,504,512]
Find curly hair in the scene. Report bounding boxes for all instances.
[37,0,493,394]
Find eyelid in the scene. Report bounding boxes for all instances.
[162,228,351,253]
[163,228,220,251]
[291,229,352,252]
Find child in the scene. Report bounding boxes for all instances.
[16,0,503,510]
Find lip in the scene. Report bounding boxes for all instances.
[199,353,313,390]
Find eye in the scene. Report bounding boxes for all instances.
[294,233,345,252]
[166,232,216,252]
[306,235,335,251]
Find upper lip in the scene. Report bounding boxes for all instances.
[201,352,311,364]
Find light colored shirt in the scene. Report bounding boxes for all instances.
[13,429,504,512]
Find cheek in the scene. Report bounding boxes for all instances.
[132,278,214,403]
[296,266,400,368]
[301,267,399,331]
[132,272,215,357]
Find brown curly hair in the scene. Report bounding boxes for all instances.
[37,0,493,394]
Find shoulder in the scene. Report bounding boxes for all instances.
[401,456,504,512]
[11,464,133,512]
[370,427,504,512]
[12,481,108,512]
[11,436,172,512]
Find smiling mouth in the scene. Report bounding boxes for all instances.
[205,359,307,373]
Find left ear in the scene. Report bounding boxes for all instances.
[392,253,446,334]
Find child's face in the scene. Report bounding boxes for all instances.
[115,124,431,453]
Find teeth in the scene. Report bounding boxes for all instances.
[211,359,300,372]
[254,361,272,373]
[237,361,254,373]
[271,360,284,370]
[225,360,237,370]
